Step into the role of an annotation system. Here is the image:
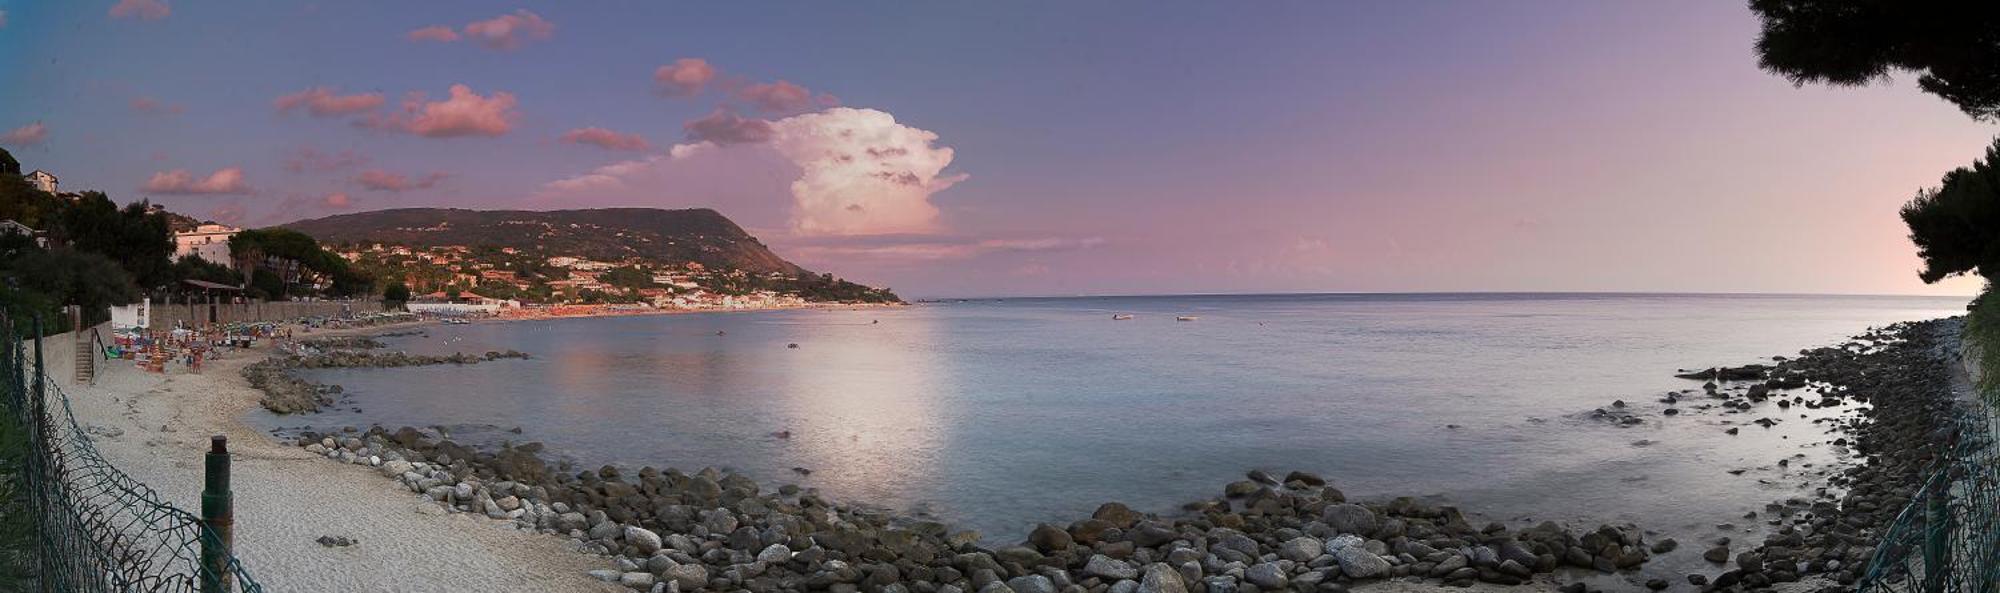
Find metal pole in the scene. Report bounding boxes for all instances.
[200,435,234,593]
[1924,484,1949,593]
[31,316,52,593]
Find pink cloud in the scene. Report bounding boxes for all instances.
[360,84,518,138]
[560,127,652,152]
[461,10,553,50]
[355,169,447,192]
[284,148,367,174]
[142,167,251,195]
[406,25,460,43]
[322,192,353,208]
[1,10,10,29]
[683,110,774,145]
[0,122,47,146]
[547,107,965,237]
[109,0,169,20]
[274,87,386,117]
[786,236,1106,261]
[130,96,184,116]
[654,58,717,97]
[737,80,816,113]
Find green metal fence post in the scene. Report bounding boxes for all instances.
[200,435,235,593]
[1924,485,1949,593]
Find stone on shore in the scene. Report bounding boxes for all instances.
[1137,563,1187,593]
[1320,503,1379,536]
[1085,555,1138,580]
[625,525,663,555]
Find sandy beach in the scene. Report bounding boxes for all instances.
[38,323,624,593]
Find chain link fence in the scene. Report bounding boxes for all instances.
[1,316,265,592]
[1855,392,2000,593]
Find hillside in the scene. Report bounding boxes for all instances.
[281,207,809,276]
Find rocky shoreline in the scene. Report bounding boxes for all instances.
[268,319,1972,593]
[244,334,530,414]
[296,426,1657,593]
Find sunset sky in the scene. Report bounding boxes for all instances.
[2,1,1994,298]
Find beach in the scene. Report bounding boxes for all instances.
[35,293,1976,592]
[41,321,623,593]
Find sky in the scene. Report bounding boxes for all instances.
[1,1,1995,298]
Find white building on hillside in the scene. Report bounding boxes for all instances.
[174,223,241,268]
[25,170,57,194]
[0,219,45,248]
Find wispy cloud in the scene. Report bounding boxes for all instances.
[142,167,251,195]
[682,109,773,145]
[355,169,447,192]
[785,235,1107,261]
[0,122,48,146]
[274,87,385,117]
[409,10,553,50]
[359,84,517,137]
[560,127,652,152]
[109,0,169,21]
[130,96,185,116]
[654,58,716,97]
[736,80,836,114]
[405,25,460,43]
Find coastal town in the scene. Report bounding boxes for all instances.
[0,165,895,324]
[331,243,816,317]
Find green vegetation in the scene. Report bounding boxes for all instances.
[0,147,381,331]
[228,228,372,299]
[0,399,29,588]
[1900,138,2000,284]
[1752,1,2000,121]
[1752,4,2000,397]
[383,281,411,306]
[1966,292,2000,399]
[55,192,176,289]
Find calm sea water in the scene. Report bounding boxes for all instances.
[260,293,1965,574]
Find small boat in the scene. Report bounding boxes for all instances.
[1176,316,1199,322]
[1112,314,1134,321]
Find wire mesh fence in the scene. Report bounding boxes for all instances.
[1856,393,2000,593]
[0,316,264,592]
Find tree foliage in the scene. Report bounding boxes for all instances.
[230,228,373,298]
[57,192,176,289]
[0,148,19,176]
[383,281,411,303]
[0,169,63,230]
[0,248,140,326]
[1901,138,2000,283]
[1752,1,2000,120]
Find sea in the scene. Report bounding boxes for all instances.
[256,292,1969,580]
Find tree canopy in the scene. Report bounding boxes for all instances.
[0,248,140,327]
[229,228,373,298]
[1901,138,2000,283]
[1752,1,2000,120]
[57,192,176,289]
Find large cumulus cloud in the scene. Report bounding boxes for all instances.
[542,107,963,237]
[767,108,964,236]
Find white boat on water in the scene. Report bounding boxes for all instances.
[1112,314,1134,320]
[1176,315,1198,322]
